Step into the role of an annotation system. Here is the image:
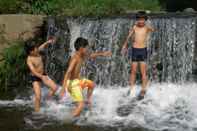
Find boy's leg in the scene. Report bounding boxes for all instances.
[130,62,138,96]
[87,84,94,109]
[80,79,95,109]
[69,80,84,117]
[42,76,57,98]
[32,82,41,112]
[139,62,148,95]
[72,101,84,117]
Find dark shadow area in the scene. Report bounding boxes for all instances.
[192,18,197,80]
[159,0,197,12]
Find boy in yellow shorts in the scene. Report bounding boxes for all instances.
[60,37,111,117]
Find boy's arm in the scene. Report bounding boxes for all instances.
[61,58,77,93]
[122,26,134,49]
[38,39,55,51]
[27,58,43,79]
[89,51,112,59]
[146,18,156,32]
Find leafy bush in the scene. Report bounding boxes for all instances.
[0,0,162,16]
[0,41,29,92]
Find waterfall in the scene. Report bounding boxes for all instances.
[1,14,197,131]
[45,14,197,85]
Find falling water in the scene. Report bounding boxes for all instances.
[0,14,197,131]
[46,14,196,85]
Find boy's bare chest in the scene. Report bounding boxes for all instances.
[134,27,148,36]
[31,56,43,67]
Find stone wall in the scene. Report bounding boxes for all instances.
[0,14,45,60]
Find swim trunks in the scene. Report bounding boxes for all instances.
[67,79,94,102]
[128,47,147,62]
[30,75,42,82]
[30,73,47,83]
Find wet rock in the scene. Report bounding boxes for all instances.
[183,8,196,13]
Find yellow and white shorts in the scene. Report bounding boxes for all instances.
[67,79,94,102]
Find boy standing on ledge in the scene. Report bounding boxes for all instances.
[122,12,156,99]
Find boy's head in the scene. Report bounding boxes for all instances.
[25,39,40,56]
[74,37,89,55]
[136,11,148,27]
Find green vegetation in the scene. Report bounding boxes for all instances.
[0,41,29,93]
[0,0,162,16]
[0,0,196,15]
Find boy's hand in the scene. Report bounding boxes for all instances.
[47,37,57,44]
[41,75,50,82]
[60,80,69,98]
[47,39,53,44]
[122,44,127,50]
[59,86,68,102]
[60,88,66,98]
[121,45,127,55]
[47,38,56,44]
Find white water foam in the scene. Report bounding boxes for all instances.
[0,99,31,107]
[1,83,197,130]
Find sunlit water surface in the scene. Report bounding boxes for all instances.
[0,83,197,131]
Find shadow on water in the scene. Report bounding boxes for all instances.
[0,107,148,131]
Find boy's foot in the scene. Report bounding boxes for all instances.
[55,86,62,96]
[72,116,80,123]
[138,90,146,100]
[128,88,136,97]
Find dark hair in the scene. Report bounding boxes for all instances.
[24,39,39,55]
[74,37,89,51]
[136,11,148,21]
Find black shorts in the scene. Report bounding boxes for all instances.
[30,75,42,83]
[128,47,147,62]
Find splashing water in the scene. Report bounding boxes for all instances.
[1,83,197,130]
[43,16,197,130]
[1,15,197,130]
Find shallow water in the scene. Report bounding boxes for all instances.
[1,83,197,131]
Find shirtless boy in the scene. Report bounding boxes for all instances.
[26,37,58,112]
[122,12,155,99]
[60,37,111,117]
